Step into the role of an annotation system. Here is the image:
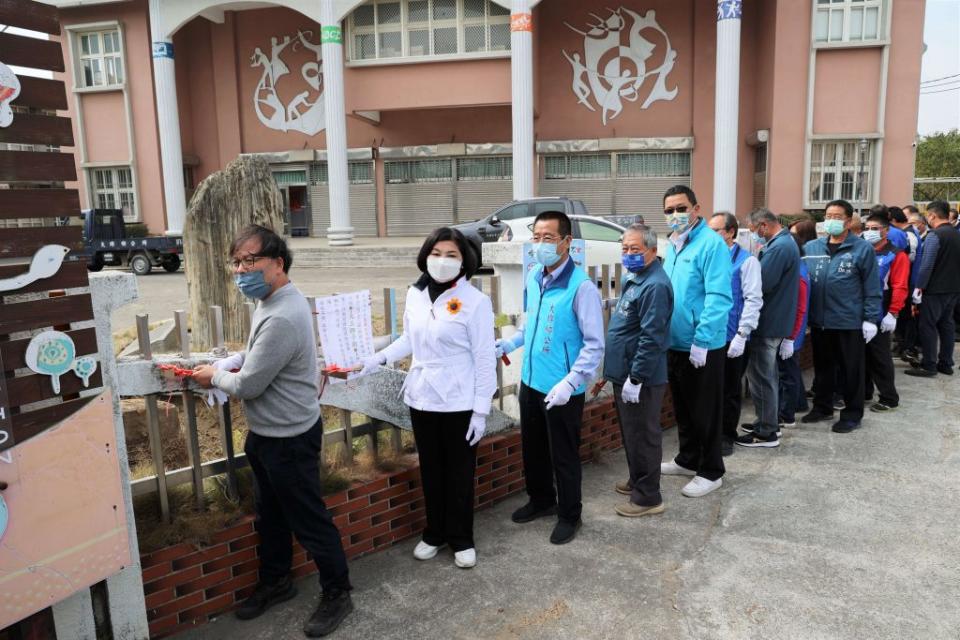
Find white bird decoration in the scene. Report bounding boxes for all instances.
[0,244,71,292]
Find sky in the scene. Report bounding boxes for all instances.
[918,0,960,135]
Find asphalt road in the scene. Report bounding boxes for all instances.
[109,265,422,333]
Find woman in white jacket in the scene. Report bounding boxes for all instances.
[358,228,496,569]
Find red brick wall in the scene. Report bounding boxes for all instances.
[140,395,677,637]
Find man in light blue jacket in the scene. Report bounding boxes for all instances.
[660,186,733,498]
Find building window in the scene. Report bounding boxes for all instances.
[808,140,874,205]
[814,0,884,43]
[309,161,375,185]
[76,29,124,88]
[385,159,452,183]
[616,152,691,178]
[456,156,512,181]
[349,0,510,62]
[91,167,137,220]
[544,154,612,180]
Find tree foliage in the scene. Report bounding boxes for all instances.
[915,129,960,178]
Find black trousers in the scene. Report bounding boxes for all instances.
[919,292,959,371]
[244,418,351,592]
[518,383,585,523]
[721,344,748,442]
[613,383,666,507]
[410,408,476,551]
[865,330,899,407]
[667,348,725,482]
[810,327,865,423]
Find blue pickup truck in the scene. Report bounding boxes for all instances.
[76,209,183,275]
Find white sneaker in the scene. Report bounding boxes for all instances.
[413,540,443,560]
[681,476,723,498]
[661,461,697,476]
[454,548,476,569]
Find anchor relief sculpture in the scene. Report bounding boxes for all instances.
[563,7,679,126]
[251,30,326,135]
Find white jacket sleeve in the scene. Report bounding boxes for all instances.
[470,295,498,416]
[738,255,763,336]
[379,288,414,364]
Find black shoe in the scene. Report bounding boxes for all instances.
[511,502,557,524]
[721,437,734,457]
[303,589,354,637]
[870,402,897,413]
[832,397,845,410]
[236,577,297,620]
[801,409,833,424]
[901,350,920,366]
[937,365,954,376]
[549,519,581,545]
[741,423,782,437]
[904,368,937,378]
[831,420,861,434]
[805,389,814,399]
[735,432,780,448]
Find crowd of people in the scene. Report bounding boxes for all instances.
[188,190,960,636]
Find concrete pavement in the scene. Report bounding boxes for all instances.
[174,355,960,640]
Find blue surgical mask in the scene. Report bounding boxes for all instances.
[863,230,882,244]
[823,219,845,237]
[533,241,562,267]
[751,232,767,247]
[667,214,690,233]
[622,253,645,273]
[235,270,272,300]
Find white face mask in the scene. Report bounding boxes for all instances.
[426,255,462,283]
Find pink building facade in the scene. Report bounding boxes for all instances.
[51,0,927,238]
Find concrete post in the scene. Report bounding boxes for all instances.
[713,0,742,213]
[510,0,534,200]
[321,0,354,246]
[148,0,188,236]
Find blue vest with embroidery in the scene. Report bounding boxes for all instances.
[522,260,589,395]
[726,244,749,343]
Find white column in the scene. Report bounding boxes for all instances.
[148,0,187,236]
[713,0,742,213]
[321,1,354,245]
[510,0,534,200]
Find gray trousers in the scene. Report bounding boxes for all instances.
[745,337,781,437]
[613,382,667,507]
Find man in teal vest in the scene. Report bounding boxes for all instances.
[660,185,733,498]
[496,211,604,545]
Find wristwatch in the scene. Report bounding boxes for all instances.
[736,329,748,338]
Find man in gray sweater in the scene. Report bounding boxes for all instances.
[193,225,353,637]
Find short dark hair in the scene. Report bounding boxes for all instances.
[866,213,890,228]
[889,206,907,224]
[825,199,854,218]
[416,227,479,278]
[790,219,818,247]
[229,224,293,273]
[903,205,920,214]
[927,200,950,220]
[869,204,890,220]
[663,184,698,206]
[532,210,572,238]
[950,208,959,220]
[711,212,738,234]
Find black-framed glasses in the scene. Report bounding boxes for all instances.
[229,254,265,269]
[664,205,689,215]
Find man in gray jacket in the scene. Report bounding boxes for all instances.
[737,209,799,449]
[193,225,353,637]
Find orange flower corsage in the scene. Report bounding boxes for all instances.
[446,298,463,315]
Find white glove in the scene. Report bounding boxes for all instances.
[862,321,878,344]
[880,313,897,334]
[206,388,229,406]
[689,344,708,368]
[465,413,487,446]
[727,334,746,359]
[358,353,386,377]
[779,339,795,360]
[214,352,244,372]
[621,378,642,404]
[544,377,576,410]
[912,288,922,305]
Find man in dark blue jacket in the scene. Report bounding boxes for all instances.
[801,199,882,433]
[737,209,800,449]
[596,224,674,517]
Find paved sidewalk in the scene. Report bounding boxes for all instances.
[176,357,960,640]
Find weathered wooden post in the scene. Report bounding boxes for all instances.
[183,155,285,349]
